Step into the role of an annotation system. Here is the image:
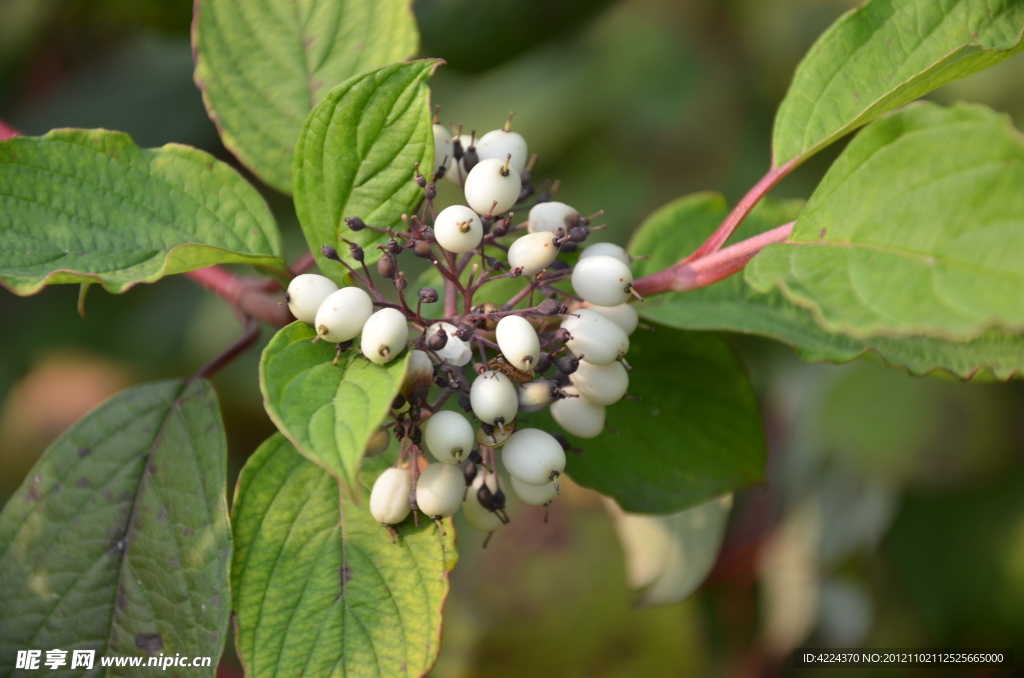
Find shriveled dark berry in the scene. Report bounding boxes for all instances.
[556,354,581,375]
[568,225,589,242]
[386,238,402,255]
[553,328,573,344]
[534,353,553,374]
[549,259,571,272]
[412,240,434,258]
[458,392,473,413]
[455,325,475,342]
[392,394,407,410]
[559,242,578,254]
[410,426,422,445]
[322,244,341,261]
[537,299,568,316]
[344,216,367,231]
[462,460,478,486]
[427,327,448,351]
[418,287,439,304]
[377,254,396,279]
[345,240,364,262]
[462,146,479,173]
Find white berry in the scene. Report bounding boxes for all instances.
[517,379,556,413]
[510,475,558,506]
[551,385,606,438]
[476,128,528,173]
[580,242,632,266]
[502,428,566,486]
[507,232,559,276]
[416,463,465,518]
[561,309,630,365]
[495,315,540,372]
[432,123,453,175]
[527,202,578,236]
[364,427,391,458]
[572,255,634,307]
[360,307,409,365]
[464,158,521,215]
[434,205,483,254]
[589,303,639,335]
[463,471,504,533]
[287,274,339,325]
[370,467,413,525]
[402,350,434,400]
[571,359,628,406]
[470,370,518,427]
[425,321,472,366]
[423,410,475,464]
[314,287,374,343]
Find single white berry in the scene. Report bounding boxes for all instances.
[370,467,413,525]
[507,232,559,277]
[423,410,475,464]
[589,303,639,335]
[425,321,473,366]
[416,463,465,518]
[502,428,566,486]
[527,202,578,236]
[517,379,556,413]
[434,204,483,254]
[561,309,630,366]
[433,123,453,175]
[476,128,528,173]
[572,255,634,307]
[314,287,374,343]
[551,385,606,438]
[580,242,632,266]
[360,307,409,365]
[402,349,434,399]
[470,370,518,427]
[463,470,504,533]
[495,315,540,372]
[444,133,476,186]
[463,158,521,215]
[571,360,628,406]
[510,475,558,506]
[287,274,339,325]
[364,427,391,458]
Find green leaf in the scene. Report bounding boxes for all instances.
[293,60,438,279]
[193,0,419,194]
[0,380,231,675]
[232,434,455,678]
[631,192,1024,380]
[0,129,286,296]
[260,321,411,496]
[772,0,1024,167]
[750,102,1024,342]
[561,326,766,514]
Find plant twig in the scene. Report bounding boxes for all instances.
[193,316,260,380]
[632,222,794,296]
[683,159,796,263]
[183,266,293,327]
[0,119,21,141]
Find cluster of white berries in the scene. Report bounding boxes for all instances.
[283,110,644,543]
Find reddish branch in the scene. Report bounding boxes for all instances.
[183,266,293,327]
[0,119,22,141]
[683,159,796,263]
[632,223,794,296]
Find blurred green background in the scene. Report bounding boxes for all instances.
[1,0,1023,676]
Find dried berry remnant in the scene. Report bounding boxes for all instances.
[418,287,439,304]
[537,299,568,316]
[344,216,368,231]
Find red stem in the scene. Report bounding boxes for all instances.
[683,159,796,263]
[0,119,22,141]
[632,222,793,296]
[183,266,293,327]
